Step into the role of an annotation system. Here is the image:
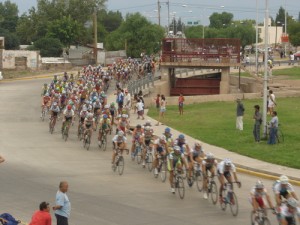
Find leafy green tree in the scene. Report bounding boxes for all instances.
[32,37,63,57]
[98,9,123,33]
[105,13,164,57]
[0,27,20,49]
[288,21,300,46]
[47,16,80,47]
[184,25,203,38]
[209,12,233,29]
[0,0,19,32]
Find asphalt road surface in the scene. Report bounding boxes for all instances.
[0,78,299,225]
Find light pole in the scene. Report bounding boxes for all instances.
[255,0,258,76]
[262,0,269,137]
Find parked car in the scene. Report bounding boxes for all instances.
[0,71,3,81]
[294,51,300,60]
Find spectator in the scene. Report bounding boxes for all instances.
[267,90,276,115]
[29,202,51,225]
[253,105,262,142]
[123,90,131,118]
[155,94,160,112]
[53,181,71,225]
[289,51,295,65]
[156,95,166,126]
[178,93,185,115]
[268,111,278,145]
[136,98,144,120]
[116,89,124,114]
[236,98,245,131]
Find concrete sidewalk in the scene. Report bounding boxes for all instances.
[106,84,300,186]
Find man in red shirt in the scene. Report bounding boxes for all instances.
[29,202,51,225]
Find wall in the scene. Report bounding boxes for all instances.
[229,75,260,93]
[2,50,40,70]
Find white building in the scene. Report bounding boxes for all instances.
[258,18,284,45]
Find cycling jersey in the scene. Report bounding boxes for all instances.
[112,135,127,143]
[279,204,300,221]
[217,161,236,175]
[99,119,111,130]
[202,159,217,170]
[63,109,74,118]
[273,182,295,197]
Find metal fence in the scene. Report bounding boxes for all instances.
[127,72,160,96]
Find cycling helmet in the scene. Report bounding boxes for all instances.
[82,106,87,111]
[145,120,151,126]
[121,114,127,118]
[104,104,109,109]
[93,96,97,101]
[53,102,58,106]
[110,102,115,106]
[255,180,264,189]
[69,101,74,106]
[165,127,171,133]
[160,135,166,142]
[136,124,142,129]
[206,152,214,160]
[145,126,150,131]
[103,114,108,119]
[279,175,289,184]
[224,158,232,166]
[173,145,181,152]
[178,134,185,139]
[287,198,298,208]
[67,105,72,110]
[195,142,201,147]
[88,113,93,118]
[45,93,50,97]
[118,130,124,137]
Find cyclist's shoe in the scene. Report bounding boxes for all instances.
[187,177,193,187]
[142,161,146,168]
[203,192,208,199]
[171,188,175,194]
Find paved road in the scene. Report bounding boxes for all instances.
[0,79,299,225]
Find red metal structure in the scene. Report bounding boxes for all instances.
[161,38,241,65]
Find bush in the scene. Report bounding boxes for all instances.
[33,37,63,57]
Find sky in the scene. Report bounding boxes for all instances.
[6,0,300,25]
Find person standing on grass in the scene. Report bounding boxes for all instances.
[253,105,262,142]
[136,98,144,120]
[156,95,166,126]
[155,94,160,112]
[268,111,278,145]
[236,98,245,131]
[268,90,276,116]
[123,90,131,118]
[178,93,185,115]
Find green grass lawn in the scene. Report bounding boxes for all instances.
[272,66,300,79]
[148,97,300,169]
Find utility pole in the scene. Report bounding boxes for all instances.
[158,0,161,26]
[284,0,287,56]
[93,8,98,64]
[167,0,170,33]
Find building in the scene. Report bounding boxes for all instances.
[257,18,284,45]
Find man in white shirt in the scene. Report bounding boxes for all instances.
[123,90,131,118]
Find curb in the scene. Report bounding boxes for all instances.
[0,75,53,82]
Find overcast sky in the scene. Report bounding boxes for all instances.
[7,0,300,25]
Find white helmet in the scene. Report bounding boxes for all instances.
[255,180,264,189]
[224,158,232,166]
[118,130,124,137]
[206,152,214,160]
[88,113,93,118]
[279,175,289,184]
[160,135,166,142]
[104,104,109,109]
[144,126,151,131]
[287,198,298,208]
[173,146,181,152]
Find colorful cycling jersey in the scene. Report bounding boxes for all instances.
[133,129,144,140]
[99,118,111,129]
[273,182,295,195]
[119,119,128,128]
[191,148,204,158]
[50,105,60,113]
[279,204,300,219]
[93,102,102,109]
[175,139,188,153]
[112,135,127,143]
[217,161,236,174]
[250,187,268,198]
[84,118,94,126]
[144,130,153,140]
[169,152,184,161]
[43,96,51,104]
[202,159,218,168]
[63,109,74,118]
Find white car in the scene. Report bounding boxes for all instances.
[0,71,3,81]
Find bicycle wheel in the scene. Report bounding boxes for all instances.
[41,109,45,121]
[102,135,107,151]
[64,127,68,142]
[195,171,203,192]
[229,192,239,216]
[176,176,185,199]
[136,147,142,164]
[160,161,167,182]
[86,136,90,151]
[117,156,124,175]
[276,129,284,143]
[250,211,256,225]
[220,190,227,211]
[77,127,82,140]
[210,181,218,205]
[146,153,153,172]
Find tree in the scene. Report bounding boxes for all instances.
[98,9,123,33]
[32,37,63,57]
[184,25,203,38]
[288,21,300,46]
[47,16,80,47]
[0,0,19,32]
[105,13,164,57]
[209,12,233,29]
[0,28,20,49]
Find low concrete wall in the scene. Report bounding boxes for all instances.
[229,75,260,93]
[2,50,40,69]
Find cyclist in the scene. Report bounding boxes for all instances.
[41,93,51,118]
[274,175,298,207]
[249,180,274,214]
[112,131,128,165]
[168,145,189,193]
[93,99,102,119]
[109,102,117,126]
[41,83,48,96]
[187,142,205,187]
[217,158,241,203]
[278,198,300,225]
[117,114,129,134]
[202,153,218,199]
[164,127,174,153]
[78,106,88,138]
[153,135,168,176]
[49,102,60,130]
[131,124,144,160]
[98,114,111,146]
[61,105,75,133]
[175,134,191,155]
[142,126,153,167]
[83,113,95,142]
